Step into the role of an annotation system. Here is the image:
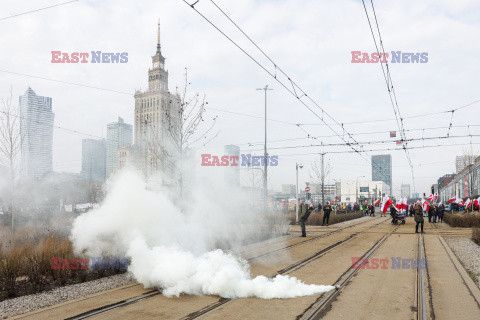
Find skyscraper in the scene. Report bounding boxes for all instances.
[134,21,181,182]
[372,154,392,193]
[106,117,132,178]
[81,138,106,182]
[401,184,410,198]
[19,87,55,179]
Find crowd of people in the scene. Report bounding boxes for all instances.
[297,199,448,237]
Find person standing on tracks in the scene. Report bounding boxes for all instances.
[322,201,333,226]
[389,203,398,224]
[298,199,308,237]
[414,202,424,233]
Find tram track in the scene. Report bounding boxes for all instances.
[63,217,385,320]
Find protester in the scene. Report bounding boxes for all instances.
[317,203,322,212]
[437,203,445,222]
[390,203,398,224]
[298,200,309,237]
[414,202,424,233]
[323,201,332,226]
[432,203,438,223]
[409,204,414,217]
[428,204,435,223]
[369,204,375,216]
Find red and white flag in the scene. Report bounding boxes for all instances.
[465,198,472,209]
[474,198,480,210]
[421,198,430,212]
[434,193,438,201]
[426,194,434,201]
[381,196,393,214]
[455,198,463,205]
[374,199,381,206]
[447,197,456,203]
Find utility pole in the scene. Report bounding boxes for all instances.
[257,85,273,213]
[321,153,325,206]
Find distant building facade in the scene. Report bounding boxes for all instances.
[81,139,106,182]
[106,117,132,178]
[372,154,392,191]
[400,184,410,198]
[336,180,390,203]
[19,87,55,179]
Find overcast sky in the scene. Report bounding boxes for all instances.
[1,0,479,196]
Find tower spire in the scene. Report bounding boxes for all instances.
[156,19,161,54]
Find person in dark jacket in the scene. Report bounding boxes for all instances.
[414,203,424,233]
[428,204,435,223]
[298,200,308,237]
[409,204,414,217]
[432,204,438,223]
[437,204,445,222]
[323,202,333,226]
[317,203,322,212]
[390,204,398,224]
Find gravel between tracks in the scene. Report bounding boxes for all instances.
[445,237,480,289]
[0,273,136,319]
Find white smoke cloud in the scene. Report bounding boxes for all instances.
[70,169,334,299]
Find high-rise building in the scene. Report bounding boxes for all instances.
[134,21,181,182]
[81,139,106,182]
[106,117,132,178]
[19,87,54,179]
[224,145,240,187]
[401,184,410,198]
[456,155,474,173]
[372,154,392,192]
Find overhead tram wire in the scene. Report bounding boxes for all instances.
[361,0,416,191]
[183,0,386,171]
[248,133,480,151]
[277,142,480,157]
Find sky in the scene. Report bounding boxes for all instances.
[1,0,480,197]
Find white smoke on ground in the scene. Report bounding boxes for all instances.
[70,169,335,299]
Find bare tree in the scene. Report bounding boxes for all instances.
[0,87,22,232]
[310,153,333,205]
[165,68,218,194]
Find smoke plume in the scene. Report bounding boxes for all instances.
[70,169,334,299]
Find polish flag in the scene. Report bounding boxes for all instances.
[465,198,472,209]
[374,199,381,206]
[447,197,456,203]
[421,199,430,212]
[426,194,434,201]
[474,198,480,210]
[455,198,463,205]
[434,193,438,201]
[381,196,393,214]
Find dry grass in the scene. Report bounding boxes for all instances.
[0,232,123,300]
[289,211,363,226]
[444,213,480,228]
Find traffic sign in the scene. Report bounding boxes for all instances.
[305,187,310,192]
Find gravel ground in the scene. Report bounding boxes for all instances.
[445,237,480,289]
[0,273,137,319]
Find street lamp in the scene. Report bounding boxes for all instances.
[296,162,303,222]
[356,175,365,204]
